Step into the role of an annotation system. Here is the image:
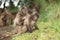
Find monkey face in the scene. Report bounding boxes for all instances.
[21,7,28,15]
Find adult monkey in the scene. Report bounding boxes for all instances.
[1,9,13,26]
[13,6,28,34]
[24,7,40,33]
[23,6,40,33]
[1,0,14,26]
[30,5,40,30]
[25,1,40,32]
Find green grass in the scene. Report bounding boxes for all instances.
[12,0,60,40]
[12,19,60,40]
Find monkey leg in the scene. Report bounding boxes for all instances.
[14,26,22,35]
[26,25,33,33]
[30,21,39,31]
[2,18,6,26]
[21,25,27,33]
[17,26,22,35]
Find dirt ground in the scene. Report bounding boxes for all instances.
[0,26,15,40]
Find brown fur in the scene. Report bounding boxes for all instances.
[23,13,33,32]
[14,5,40,34]
[14,25,27,34]
[0,15,4,27]
[13,6,27,27]
[13,6,28,34]
[2,8,13,26]
[25,5,40,32]
[30,7,39,30]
